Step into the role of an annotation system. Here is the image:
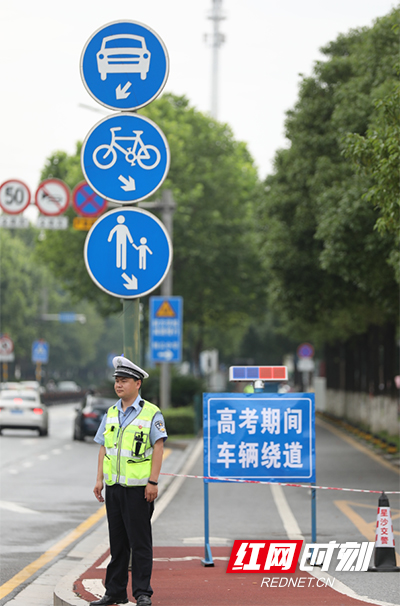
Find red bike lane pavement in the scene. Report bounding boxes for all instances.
[74,546,377,606]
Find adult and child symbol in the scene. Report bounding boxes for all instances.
[107,215,153,271]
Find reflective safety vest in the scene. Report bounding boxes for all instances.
[103,400,160,487]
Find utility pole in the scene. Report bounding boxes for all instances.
[207,0,225,119]
[139,189,176,409]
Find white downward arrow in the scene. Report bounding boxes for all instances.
[118,175,136,191]
[116,82,132,99]
[121,273,138,290]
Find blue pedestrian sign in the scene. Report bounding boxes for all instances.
[81,113,170,204]
[149,297,183,363]
[203,393,315,483]
[32,340,49,364]
[80,20,169,111]
[84,207,172,299]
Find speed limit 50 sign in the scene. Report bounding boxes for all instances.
[0,180,31,214]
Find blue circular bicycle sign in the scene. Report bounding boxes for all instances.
[80,20,169,111]
[84,207,172,299]
[81,113,170,204]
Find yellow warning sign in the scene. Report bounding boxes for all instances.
[73,217,97,231]
[156,301,176,317]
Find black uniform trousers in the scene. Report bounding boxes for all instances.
[105,483,154,599]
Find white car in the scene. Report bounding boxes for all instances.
[0,390,49,436]
[97,34,151,81]
[57,381,81,392]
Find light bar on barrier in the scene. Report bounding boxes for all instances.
[229,366,288,382]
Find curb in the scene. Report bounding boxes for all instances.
[54,438,201,606]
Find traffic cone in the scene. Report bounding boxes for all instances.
[369,492,400,571]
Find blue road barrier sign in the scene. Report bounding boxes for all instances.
[149,297,183,363]
[80,20,169,112]
[81,113,170,204]
[32,340,49,364]
[84,207,172,299]
[203,393,315,483]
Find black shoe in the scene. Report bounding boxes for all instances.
[90,595,128,606]
[136,596,152,606]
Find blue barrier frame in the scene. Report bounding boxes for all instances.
[202,392,316,566]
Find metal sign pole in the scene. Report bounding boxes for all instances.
[123,299,140,364]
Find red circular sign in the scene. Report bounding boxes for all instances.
[35,179,70,216]
[0,334,14,355]
[72,181,107,217]
[0,179,31,214]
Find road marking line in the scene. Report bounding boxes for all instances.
[0,445,172,599]
[0,501,40,515]
[270,484,398,606]
[153,439,203,523]
[270,484,303,539]
[316,417,399,473]
[335,499,400,566]
[0,505,106,600]
[82,579,136,605]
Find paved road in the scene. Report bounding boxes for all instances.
[152,419,400,605]
[0,403,100,591]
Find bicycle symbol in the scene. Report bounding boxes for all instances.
[93,127,161,170]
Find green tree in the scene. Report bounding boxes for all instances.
[0,229,122,382]
[257,8,399,344]
[344,79,400,281]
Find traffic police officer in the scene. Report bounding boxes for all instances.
[91,356,167,606]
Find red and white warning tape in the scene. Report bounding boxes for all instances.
[160,472,400,494]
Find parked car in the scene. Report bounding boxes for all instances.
[20,380,45,394]
[0,382,21,391]
[73,394,115,441]
[0,390,49,436]
[57,380,81,392]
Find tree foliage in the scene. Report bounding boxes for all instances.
[0,229,122,381]
[257,8,399,344]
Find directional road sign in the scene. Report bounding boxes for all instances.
[81,113,170,204]
[35,179,70,216]
[84,207,172,298]
[72,181,107,217]
[31,340,49,364]
[80,20,169,111]
[0,180,31,214]
[149,296,183,363]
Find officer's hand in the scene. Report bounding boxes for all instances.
[94,480,104,503]
[145,483,158,503]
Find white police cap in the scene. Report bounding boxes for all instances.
[112,355,149,380]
